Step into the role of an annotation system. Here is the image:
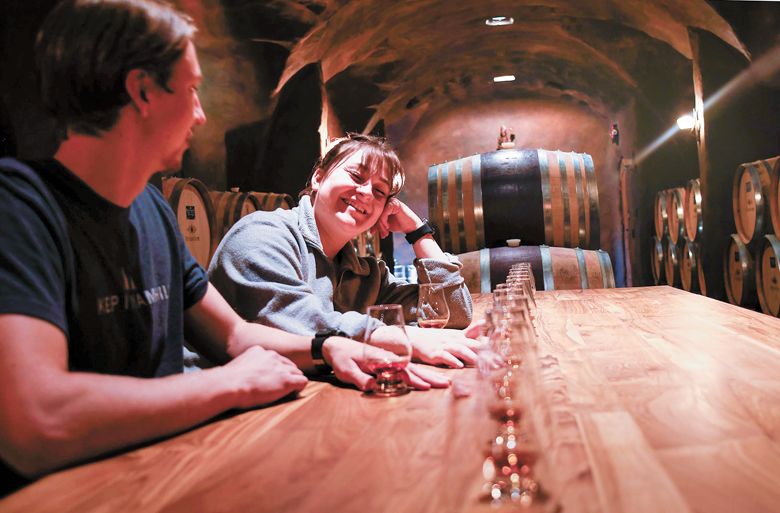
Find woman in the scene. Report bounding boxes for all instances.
[208,134,478,386]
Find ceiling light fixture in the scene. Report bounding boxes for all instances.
[493,75,516,83]
[486,16,514,26]
[676,112,695,130]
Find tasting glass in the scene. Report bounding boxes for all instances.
[363,304,412,396]
[417,283,450,329]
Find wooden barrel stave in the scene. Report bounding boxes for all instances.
[457,246,614,293]
[246,191,295,211]
[684,178,703,242]
[161,177,216,268]
[723,234,757,307]
[428,149,600,253]
[210,191,261,241]
[756,234,780,317]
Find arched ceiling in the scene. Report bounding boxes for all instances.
[237,0,749,131]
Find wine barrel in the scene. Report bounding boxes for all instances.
[651,236,665,285]
[723,234,757,307]
[680,239,706,295]
[732,159,773,246]
[457,245,614,294]
[663,235,681,288]
[684,178,703,242]
[210,190,261,241]
[666,187,685,246]
[767,156,780,236]
[428,149,600,254]
[162,177,217,268]
[654,190,669,239]
[756,234,780,317]
[247,191,295,211]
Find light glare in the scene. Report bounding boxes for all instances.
[486,16,514,26]
[676,114,695,130]
[493,75,516,83]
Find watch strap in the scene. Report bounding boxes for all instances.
[405,219,435,245]
[311,329,347,374]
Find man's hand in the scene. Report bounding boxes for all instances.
[322,336,451,391]
[405,325,481,368]
[223,346,308,409]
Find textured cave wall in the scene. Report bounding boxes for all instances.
[173,0,277,190]
[389,97,631,277]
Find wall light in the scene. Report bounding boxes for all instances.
[676,111,696,130]
[493,75,516,83]
[486,16,514,26]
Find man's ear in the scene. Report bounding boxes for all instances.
[125,69,152,117]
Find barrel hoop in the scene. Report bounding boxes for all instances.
[537,150,553,245]
[455,159,467,253]
[575,247,588,289]
[558,151,572,248]
[428,165,442,246]
[540,245,555,290]
[584,153,600,249]
[573,154,587,247]
[446,161,460,254]
[472,155,486,249]
[441,163,451,251]
[598,249,615,288]
[479,247,491,294]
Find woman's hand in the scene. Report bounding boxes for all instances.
[374,198,422,239]
[405,325,481,368]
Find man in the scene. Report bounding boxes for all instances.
[0,0,410,495]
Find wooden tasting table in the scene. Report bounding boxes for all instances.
[2,286,780,513]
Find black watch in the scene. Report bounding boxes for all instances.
[311,329,347,374]
[405,219,435,245]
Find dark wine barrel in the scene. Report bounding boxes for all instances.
[663,235,681,288]
[247,191,295,211]
[210,190,261,241]
[654,190,669,239]
[723,234,757,307]
[767,156,780,236]
[162,177,217,268]
[457,245,614,294]
[732,159,773,246]
[666,187,685,246]
[428,149,600,254]
[684,178,703,242]
[680,238,706,295]
[756,234,780,317]
[651,236,665,285]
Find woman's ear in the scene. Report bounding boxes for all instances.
[310,168,325,191]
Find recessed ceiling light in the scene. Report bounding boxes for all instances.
[486,16,514,26]
[493,75,516,83]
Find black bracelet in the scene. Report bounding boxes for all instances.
[311,329,347,374]
[405,219,435,245]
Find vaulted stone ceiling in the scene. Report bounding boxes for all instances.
[229,0,748,133]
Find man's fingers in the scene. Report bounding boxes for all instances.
[463,320,484,339]
[402,369,431,390]
[333,358,375,391]
[442,345,479,365]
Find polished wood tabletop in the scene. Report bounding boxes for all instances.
[2,286,780,513]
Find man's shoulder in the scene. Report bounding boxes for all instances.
[0,158,61,212]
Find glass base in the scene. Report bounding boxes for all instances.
[370,371,410,397]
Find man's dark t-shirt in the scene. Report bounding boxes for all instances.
[0,158,209,495]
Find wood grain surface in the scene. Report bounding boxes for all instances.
[3,286,780,513]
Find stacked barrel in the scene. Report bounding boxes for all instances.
[161,178,294,268]
[428,148,615,293]
[725,156,780,316]
[652,179,706,295]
